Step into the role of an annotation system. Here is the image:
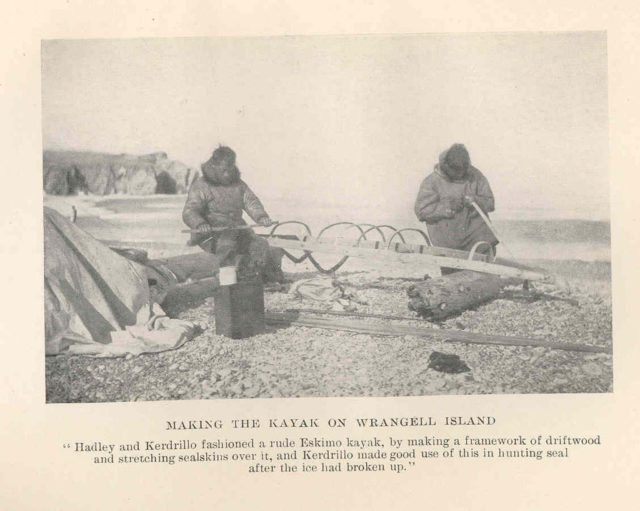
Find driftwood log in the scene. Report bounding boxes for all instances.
[407,270,510,320]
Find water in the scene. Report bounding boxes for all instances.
[48,194,611,261]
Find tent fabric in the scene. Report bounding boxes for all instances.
[66,308,198,357]
[44,207,197,357]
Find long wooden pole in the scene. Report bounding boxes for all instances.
[265,312,611,354]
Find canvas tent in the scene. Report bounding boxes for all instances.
[44,207,198,357]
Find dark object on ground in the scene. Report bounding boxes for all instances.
[407,270,505,320]
[265,312,611,354]
[428,351,471,373]
[154,252,219,283]
[215,280,265,338]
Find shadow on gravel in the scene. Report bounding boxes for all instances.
[500,290,580,306]
[284,269,368,281]
[162,270,371,316]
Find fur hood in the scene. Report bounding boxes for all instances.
[201,160,241,186]
[435,144,470,183]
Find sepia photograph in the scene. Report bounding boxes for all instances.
[42,33,611,403]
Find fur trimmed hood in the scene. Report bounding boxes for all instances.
[435,144,471,182]
[201,159,241,186]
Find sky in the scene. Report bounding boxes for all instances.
[41,33,609,221]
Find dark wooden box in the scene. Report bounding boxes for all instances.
[214,280,265,338]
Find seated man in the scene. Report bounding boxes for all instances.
[414,143,498,257]
[182,145,284,282]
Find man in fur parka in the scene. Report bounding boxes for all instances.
[414,143,498,256]
[182,145,283,282]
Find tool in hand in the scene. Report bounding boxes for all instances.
[182,221,279,245]
[468,200,517,260]
[468,199,557,287]
[181,220,279,234]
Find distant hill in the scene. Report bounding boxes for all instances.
[43,150,199,196]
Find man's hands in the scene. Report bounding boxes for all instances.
[463,194,477,207]
[196,223,214,234]
[449,197,464,212]
[442,195,479,218]
[442,197,463,218]
[258,216,275,227]
[195,217,275,233]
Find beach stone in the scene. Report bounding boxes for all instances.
[218,368,233,379]
[244,384,261,397]
[230,383,244,394]
[582,362,603,376]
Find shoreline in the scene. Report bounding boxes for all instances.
[43,192,612,264]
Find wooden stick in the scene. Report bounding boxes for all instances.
[265,312,611,354]
[265,237,548,281]
[181,225,257,233]
[284,308,421,322]
[182,221,279,234]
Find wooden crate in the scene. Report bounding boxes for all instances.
[214,280,265,339]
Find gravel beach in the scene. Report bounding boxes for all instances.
[45,257,612,402]
[43,194,612,402]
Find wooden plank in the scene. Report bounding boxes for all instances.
[333,238,491,261]
[264,234,488,261]
[265,312,611,354]
[284,308,420,322]
[265,237,548,281]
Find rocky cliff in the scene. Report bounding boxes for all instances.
[43,151,199,195]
